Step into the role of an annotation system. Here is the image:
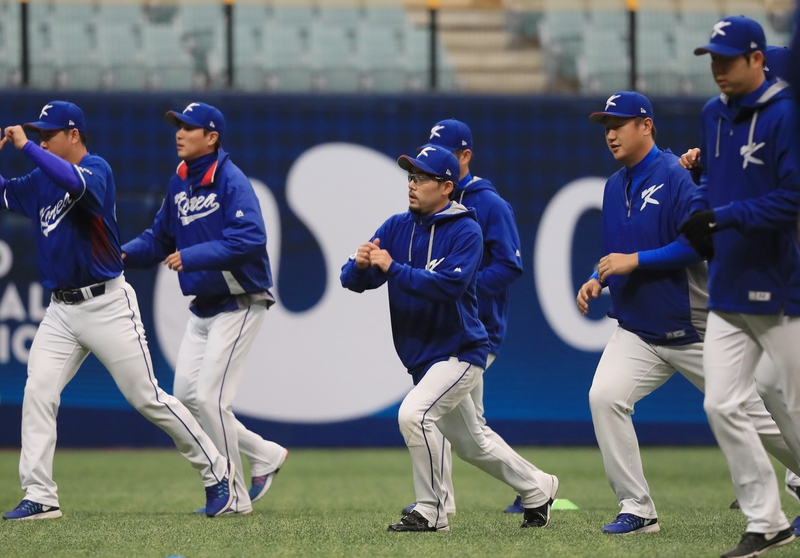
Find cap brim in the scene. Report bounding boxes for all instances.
[694,43,747,56]
[398,155,438,176]
[165,110,204,129]
[588,111,639,124]
[23,121,66,131]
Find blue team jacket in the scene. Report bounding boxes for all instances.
[692,79,800,315]
[0,145,122,290]
[603,147,707,345]
[122,149,274,307]
[340,202,490,384]
[455,175,523,354]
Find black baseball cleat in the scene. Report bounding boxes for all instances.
[521,475,558,528]
[720,528,794,558]
[730,499,740,510]
[388,510,449,532]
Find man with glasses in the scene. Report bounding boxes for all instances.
[0,100,233,520]
[341,145,557,532]
[122,102,287,515]
[401,119,526,518]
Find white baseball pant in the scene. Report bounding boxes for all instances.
[704,310,800,534]
[398,357,555,529]
[424,353,539,515]
[589,326,799,521]
[20,277,229,507]
[173,303,282,513]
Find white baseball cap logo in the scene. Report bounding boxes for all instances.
[40,104,53,118]
[605,94,621,110]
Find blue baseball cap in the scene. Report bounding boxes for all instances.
[694,16,766,56]
[165,102,226,139]
[24,101,86,132]
[422,119,473,152]
[764,45,789,79]
[398,144,460,182]
[589,91,655,124]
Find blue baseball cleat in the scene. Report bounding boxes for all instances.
[504,494,524,514]
[250,449,289,503]
[205,461,235,517]
[602,513,660,534]
[3,499,62,520]
[791,516,800,537]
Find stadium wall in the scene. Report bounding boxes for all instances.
[0,91,715,447]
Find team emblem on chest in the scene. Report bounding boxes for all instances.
[640,184,663,211]
[174,191,220,225]
[40,191,75,237]
[740,139,765,168]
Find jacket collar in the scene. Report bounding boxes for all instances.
[176,149,228,186]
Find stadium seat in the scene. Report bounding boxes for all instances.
[539,3,586,84]
[678,0,722,32]
[141,23,195,90]
[0,2,20,88]
[51,21,102,90]
[28,20,57,89]
[318,6,363,28]
[356,24,406,92]
[51,1,98,24]
[97,22,147,90]
[577,29,630,95]
[262,24,313,92]
[363,5,408,28]
[309,24,358,92]
[674,26,720,98]
[636,30,680,96]
[96,3,146,25]
[403,27,456,91]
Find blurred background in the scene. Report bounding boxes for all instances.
[0,0,793,449]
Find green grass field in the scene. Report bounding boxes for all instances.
[0,446,798,557]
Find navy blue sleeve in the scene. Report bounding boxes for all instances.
[0,170,38,218]
[476,197,523,298]
[387,220,482,303]
[21,141,84,198]
[340,222,390,292]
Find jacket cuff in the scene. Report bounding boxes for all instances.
[712,204,735,230]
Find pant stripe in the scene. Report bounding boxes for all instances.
[217,305,252,509]
[122,287,219,482]
[421,362,471,527]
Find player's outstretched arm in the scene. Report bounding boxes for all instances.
[679,148,701,170]
[598,252,638,282]
[577,278,602,315]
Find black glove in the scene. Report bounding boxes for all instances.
[680,210,717,243]
[689,234,715,260]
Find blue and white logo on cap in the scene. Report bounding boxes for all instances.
[423,119,473,152]
[694,15,766,57]
[589,91,654,124]
[398,143,460,180]
[165,102,226,139]
[24,101,86,132]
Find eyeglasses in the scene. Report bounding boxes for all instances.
[408,172,446,185]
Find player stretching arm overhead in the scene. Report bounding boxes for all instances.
[681,16,800,558]
[341,145,557,533]
[122,103,287,515]
[0,101,233,521]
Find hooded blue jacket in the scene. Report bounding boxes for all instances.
[122,149,274,316]
[691,79,800,315]
[602,146,708,345]
[455,174,523,354]
[340,202,489,384]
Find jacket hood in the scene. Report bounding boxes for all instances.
[714,78,791,116]
[459,175,498,195]
[418,201,477,228]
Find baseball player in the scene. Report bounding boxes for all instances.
[401,119,525,517]
[580,91,800,537]
[122,102,287,515]
[0,101,233,520]
[341,145,558,532]
[681,16,800,557]
[679,42,800,519]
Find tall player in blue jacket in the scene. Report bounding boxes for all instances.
[0,101,233,520]
[122,103,287,515]
[578,91,799,538]
[341,146,557,533]
[682,16,800,558]
[401,119,526,517]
